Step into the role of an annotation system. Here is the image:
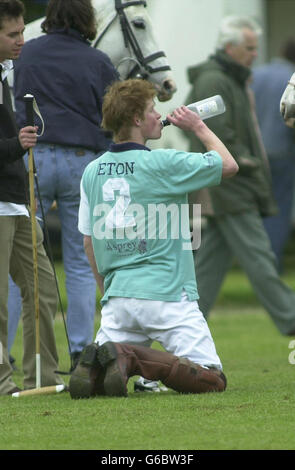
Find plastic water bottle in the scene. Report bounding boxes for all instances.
[162,95,226,127]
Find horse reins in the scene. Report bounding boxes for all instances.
[93,0,171,79]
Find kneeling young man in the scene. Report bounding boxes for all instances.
[70,79,238,398]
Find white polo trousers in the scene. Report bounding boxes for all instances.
[95,291,222,369]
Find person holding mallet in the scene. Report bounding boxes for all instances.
[0,0,63,396]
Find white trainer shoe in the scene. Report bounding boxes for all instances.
[134,376,169,392]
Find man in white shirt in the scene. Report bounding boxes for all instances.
[0,0,63,395]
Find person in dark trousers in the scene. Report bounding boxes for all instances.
[0,0,63,395]
[252,38,295,272]
[184,15,295,336]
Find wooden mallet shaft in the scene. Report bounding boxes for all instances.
[11,385,66,397]
[24,94,41,389]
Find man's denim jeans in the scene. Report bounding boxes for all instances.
[8,143,98,354]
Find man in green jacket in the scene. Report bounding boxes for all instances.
[185,15,295,336]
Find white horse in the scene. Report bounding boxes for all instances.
[280,72,295,127]
[18,0,177,102]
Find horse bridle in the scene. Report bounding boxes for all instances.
[93,0,171,79]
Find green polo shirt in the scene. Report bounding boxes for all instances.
[79,142,222,304]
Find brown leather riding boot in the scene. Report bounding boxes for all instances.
[97,342,226,397]
[69,343,106,399]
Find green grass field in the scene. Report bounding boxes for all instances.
[1,263,295,451]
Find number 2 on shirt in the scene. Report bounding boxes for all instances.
[103,178,135,229]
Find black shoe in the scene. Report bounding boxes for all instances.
[9,355,18,371]
[69,343,105,399]
[7,386,22,395]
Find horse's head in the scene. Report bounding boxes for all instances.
[93,0,177,102]
[14,1,177,103]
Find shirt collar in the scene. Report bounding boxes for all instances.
[0,60,13,81]
[109,142,151,152]
[213,49,251,85]
[47,27,91,45]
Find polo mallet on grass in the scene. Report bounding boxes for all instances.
[12,94,67,398]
